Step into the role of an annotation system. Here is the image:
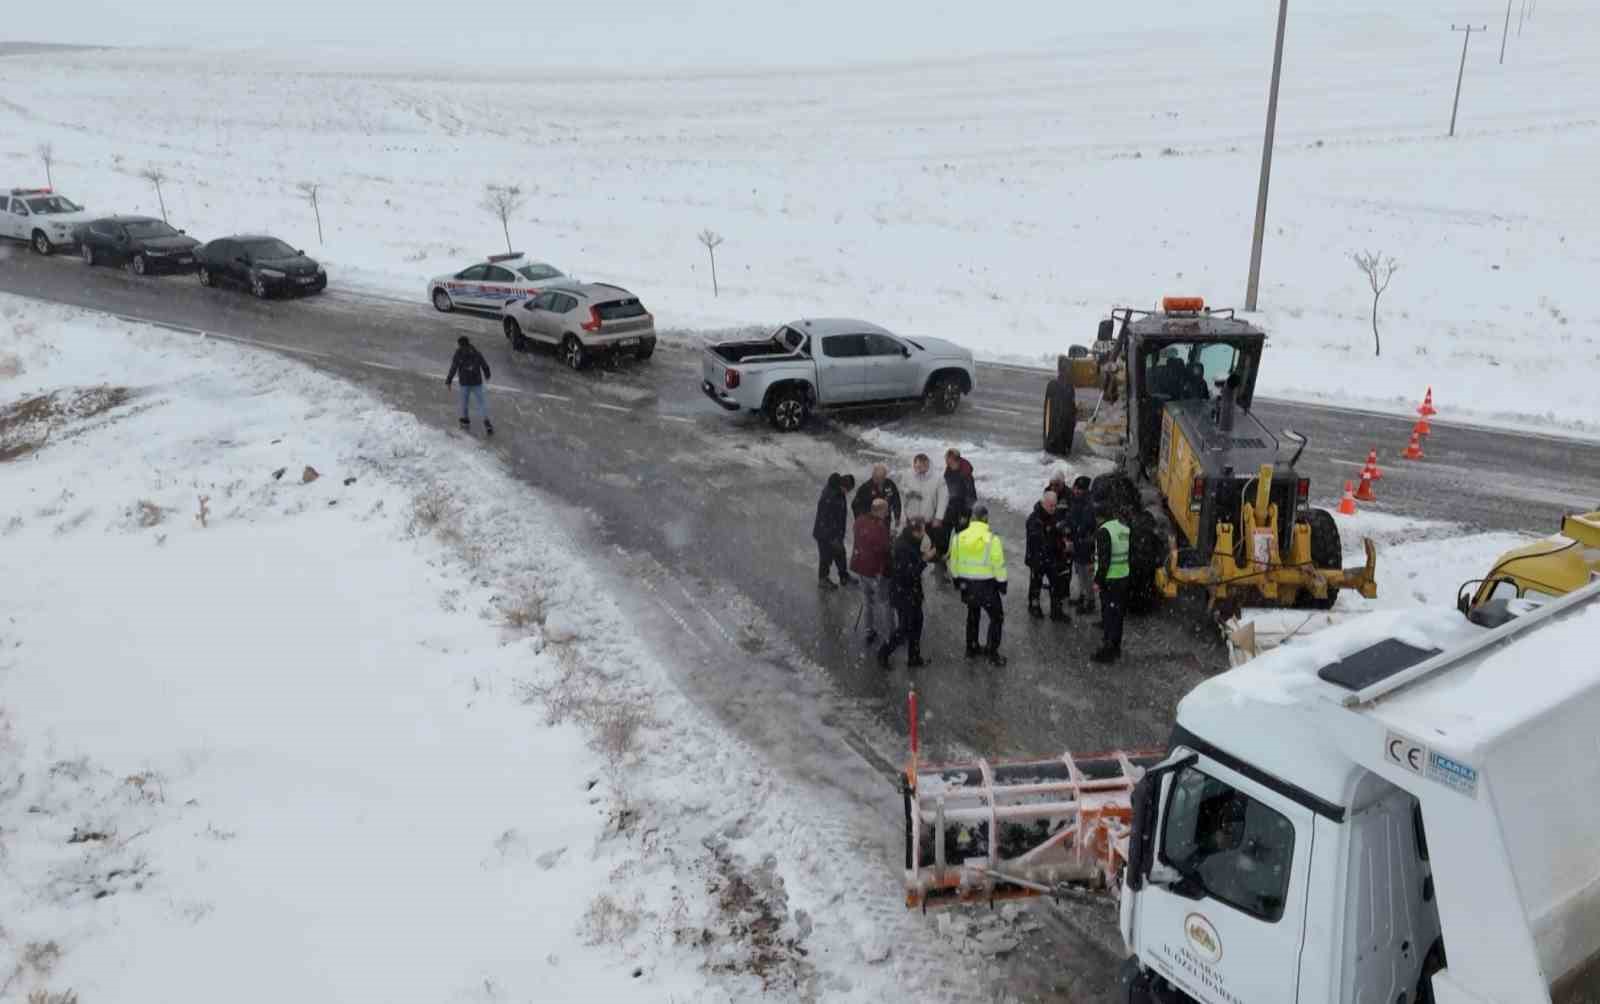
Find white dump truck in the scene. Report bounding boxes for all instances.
[901,579,1600,1003]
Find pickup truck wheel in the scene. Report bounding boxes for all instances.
[81,244,95,267]
[130,253,148,276]
[767,390,807,432]
[251,274,270,299]
[503,317,529,352]
[432,288,453,313]
[31,230,52,256]
[927,375,963,415]
[562,335,587,371]
[197,265,213,287]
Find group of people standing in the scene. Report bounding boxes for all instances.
[812,450,1131,671]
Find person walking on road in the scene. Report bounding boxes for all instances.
[1025,490,1070,622]
[851,497,894,644]
[813,473,854,588]
[948,503,1008,666]
[445,336,494,436]
[1065,476,1098,614]
[1091,504,1131,663]
[878,517,930,669]
[852,463,902,528]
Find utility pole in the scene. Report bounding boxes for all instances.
[1244,0,1290,312]
[1450,24,1485,138]
[1499,0,1512,62]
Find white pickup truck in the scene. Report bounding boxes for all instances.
[700,318,976,431]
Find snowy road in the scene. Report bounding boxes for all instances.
[5,252,1598,769]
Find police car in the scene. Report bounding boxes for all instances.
[0,188,92,255]
[427,253,571,313]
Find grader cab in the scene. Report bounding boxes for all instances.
[1065,297,1377,615]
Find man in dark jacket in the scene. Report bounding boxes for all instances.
[1024,490,1070,621]
[935,448,977,557]
[1044,355,1077,456]
[445,336,494,435]
[1065,476,1098,613]
[851,463,902,527]
[813,473,854,588]
[878,518,930,669]
[851,498,894,643]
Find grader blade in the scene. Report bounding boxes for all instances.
[902,747,1164,910]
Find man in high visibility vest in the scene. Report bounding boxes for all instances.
[947,503,1008,666]
[1092,505,1132,663]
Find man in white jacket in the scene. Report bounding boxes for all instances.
[901,454,945,558]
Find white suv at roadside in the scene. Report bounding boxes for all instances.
[1,188,91,255]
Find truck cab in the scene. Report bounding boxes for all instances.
[1120,584,1600,1004]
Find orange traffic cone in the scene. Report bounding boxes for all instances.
[1418,387,1438,417]
[1338,480,1358,514]
[1364,448,1383,481]
[1414,415,1431,437]
[1402,431,1425,460]
[1355,470,1377,502]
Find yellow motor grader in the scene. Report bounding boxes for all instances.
[1051,297,1377,615]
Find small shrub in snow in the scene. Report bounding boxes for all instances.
[497,583,545,631]
[139,167,169,223]
[1351,250,1399,357]
[580,894,641,946]
[407,484,457,535]
[296,181,324,245]
[697,229,724,297]
[26,991,78,1004]
[131,500,168,528]
[480,184,527,255]
[35,143,54,188]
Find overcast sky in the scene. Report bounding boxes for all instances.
[14,0,1319,69]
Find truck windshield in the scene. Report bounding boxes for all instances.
[1161,765,1295,922]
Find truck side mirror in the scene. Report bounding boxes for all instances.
[1096,319,1115,342]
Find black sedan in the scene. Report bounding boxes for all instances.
[195,235,327,299]
[76,216,200,275]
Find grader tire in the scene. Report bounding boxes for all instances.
[1128,509,1165,614]
[1300,508,1343,610]
[1043,380,1075,456]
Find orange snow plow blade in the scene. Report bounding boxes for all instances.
[901,748,1164,910]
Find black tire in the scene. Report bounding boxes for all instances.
[198,265,213,287]
[1043,378,1075,455]
[636,341,655,361]
[766,388,808,432]
[130,253,148,276]
[1301,508,1343,610]
[432,288,454,312]
[926,374,964,415]
[31,230,52,256]
[1127,509,1165,614]
[81,243,95,267]
[504,317,529,352]
[250,273,270,299]
[561,334,587,371]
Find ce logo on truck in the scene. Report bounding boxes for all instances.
[1185,913,1222,964]
[1386,730,1426,774]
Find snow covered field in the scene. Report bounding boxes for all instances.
[3,0,1597,434]
[0,296,986,1001]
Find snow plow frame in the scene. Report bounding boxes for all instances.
[901,744,1165,910]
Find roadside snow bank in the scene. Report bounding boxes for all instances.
[0,296,956,1002]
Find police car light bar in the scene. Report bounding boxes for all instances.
[9,187,52,196]
[487,252,524,262]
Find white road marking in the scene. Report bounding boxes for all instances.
[361,360,404,371]
[591,402,630,413]
[973,405,1026,416]
[535,392,573,402]
[660,415,694,424]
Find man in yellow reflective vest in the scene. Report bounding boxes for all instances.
[1092,505,1131,663]
[947,503,1008,666]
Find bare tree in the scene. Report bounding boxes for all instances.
[1351,250,1399,357]
[698,229,725,297]
[36,143,54,188]
[479,184,527,254]
[140,167,169,223]
[297,181,324,245]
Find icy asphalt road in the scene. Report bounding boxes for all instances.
[6,252,1600,769]
[7,254,1600,1000]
